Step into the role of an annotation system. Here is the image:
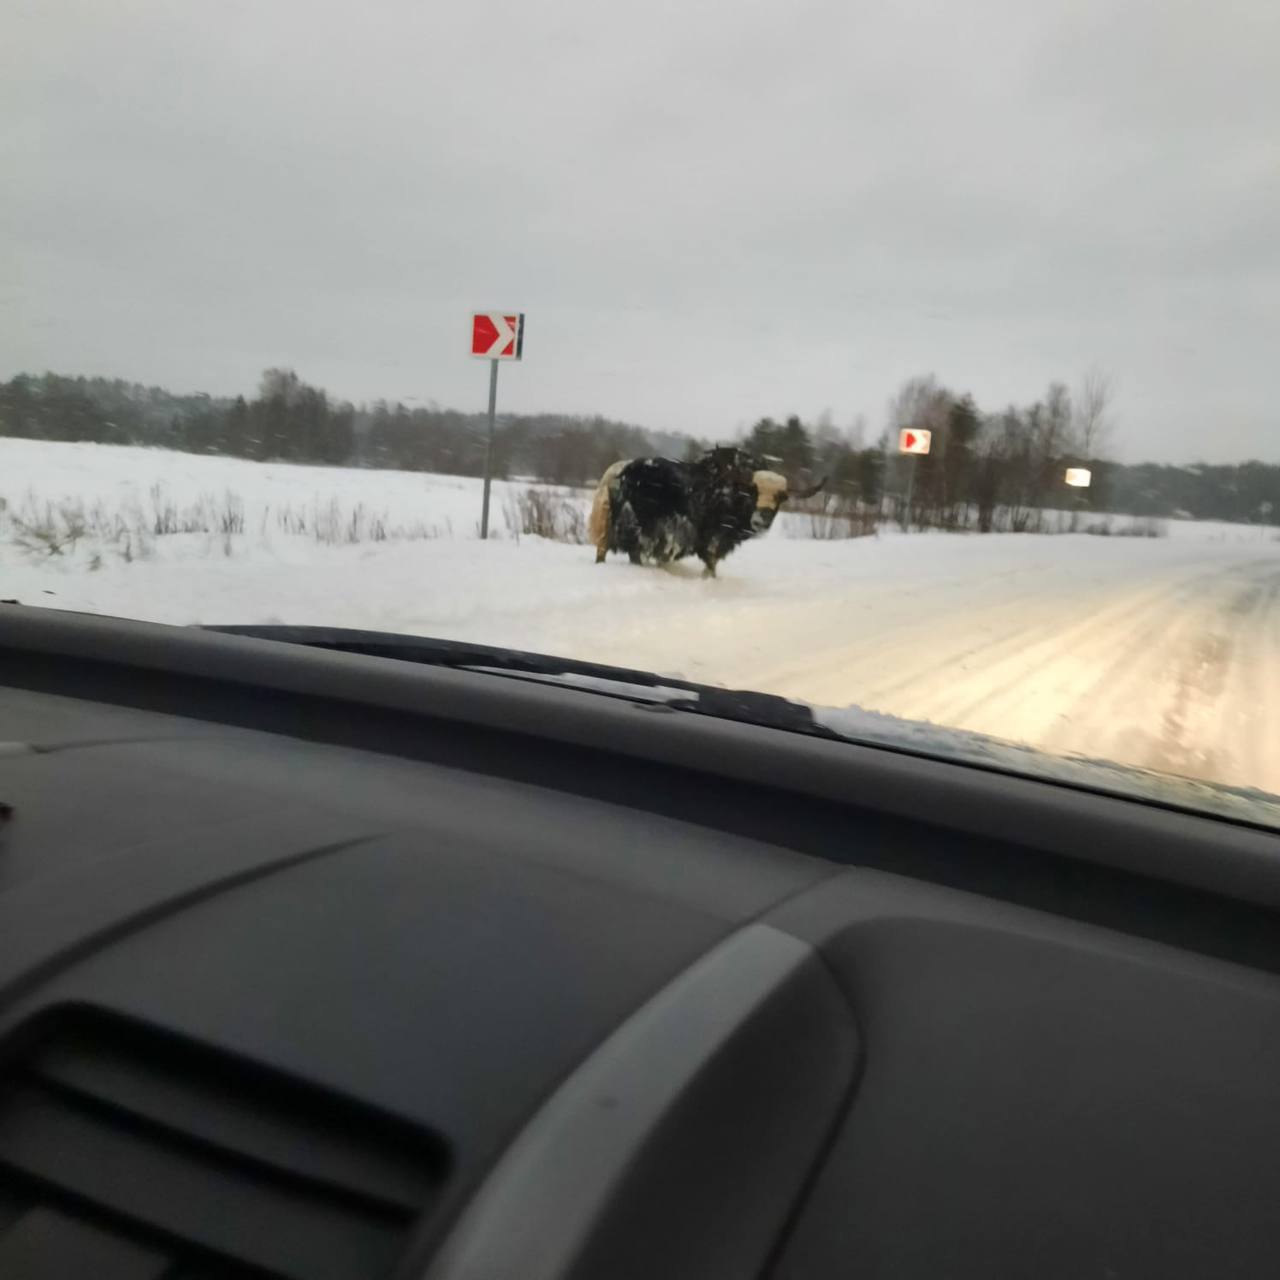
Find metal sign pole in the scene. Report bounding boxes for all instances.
[480,357,499,540]
[904,454,916,531]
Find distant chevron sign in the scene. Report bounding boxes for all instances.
[470,313,524,360]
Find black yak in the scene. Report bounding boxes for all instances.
[588,446,824,577]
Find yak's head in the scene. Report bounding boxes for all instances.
[748,469,790,533]
[697,447,825,536]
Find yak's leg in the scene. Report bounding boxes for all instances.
[699,554,718,578]
[595,544,607,564]
[616,503,644,565]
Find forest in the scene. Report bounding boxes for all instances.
[2,369,1276,528]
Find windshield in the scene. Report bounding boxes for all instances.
[3,2,1277,830]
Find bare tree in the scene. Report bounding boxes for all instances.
[1044,382,1073,449]
[971,412,1007,533]
[1074,368,1113,459]
[1028,382,1072,521]
[258,368,302,408]
[811,408,841,456]
[887,375,948,437]
[1000,407,1038,531]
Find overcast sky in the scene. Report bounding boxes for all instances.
[3,0,1277,462]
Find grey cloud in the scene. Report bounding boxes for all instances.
[2,0,1276,461]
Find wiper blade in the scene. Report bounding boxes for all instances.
[205,625,699,690]
[202,625,833,739]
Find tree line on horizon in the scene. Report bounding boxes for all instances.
[0,369,683,492]
[0,368,1276,528]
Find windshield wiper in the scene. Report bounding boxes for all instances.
[202,625,834,740]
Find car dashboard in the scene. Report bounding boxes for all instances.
[1,608,1279,1279]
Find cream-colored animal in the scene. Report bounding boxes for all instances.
[589,459,630,563]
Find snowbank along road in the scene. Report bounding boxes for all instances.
[3,439,1278,799]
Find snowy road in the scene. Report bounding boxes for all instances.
[725,548,1280,796]
[522,535,1280,799]
[2,440,1278,799]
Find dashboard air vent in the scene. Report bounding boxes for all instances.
[0,1008,448,1280]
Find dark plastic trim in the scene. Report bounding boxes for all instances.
[423,923,858,1280]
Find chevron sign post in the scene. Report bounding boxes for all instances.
[470,313,525,539]
[897,428,931,529]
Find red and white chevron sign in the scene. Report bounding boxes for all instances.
[470,312,524,360]
[899,428,932,455]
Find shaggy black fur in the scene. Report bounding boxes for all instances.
[603,447,777,576]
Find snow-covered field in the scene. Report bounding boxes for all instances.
[3,439,1278,799]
